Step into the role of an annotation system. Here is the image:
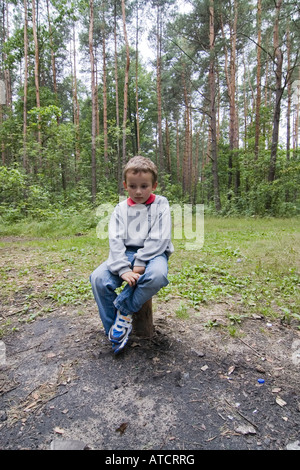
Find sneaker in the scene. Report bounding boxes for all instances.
[108,310,132,354]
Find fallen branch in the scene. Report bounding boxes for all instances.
[0,383,20,397]
[224,398,258,430]
[236,337,265,359]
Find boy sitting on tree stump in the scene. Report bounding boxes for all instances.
[90,156,174,354]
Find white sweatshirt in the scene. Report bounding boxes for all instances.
[107,195,174,276]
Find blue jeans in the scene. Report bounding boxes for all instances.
[90,248,169,335]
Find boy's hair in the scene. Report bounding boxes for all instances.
[123,156,158,184]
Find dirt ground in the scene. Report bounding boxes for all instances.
[1,294,300,451]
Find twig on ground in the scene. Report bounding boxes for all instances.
[224,398,258,429]
[236,337,265,359]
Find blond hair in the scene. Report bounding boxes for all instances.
[123,156,158,184]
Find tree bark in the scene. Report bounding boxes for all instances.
[114,0,122,191]
[182,69,191,196]
[23,0,28,171]
[294,69,300,151]
[46,0,58,103]
[102,3,108,174]
[221,0,239,195]
[72,25,80,181]
[286,22,291,160]
[156,5,164,174]
[132,299,153,338]
[254,0,262,160]
[89,0,97,202]
[176,119,180,182]
[3,1,11,109]
[209,0,221,211]
[165,117,171,173]
[121,0,130,166]
[32,0,42,163]
[268,0,283,183]
[135,0,140,153]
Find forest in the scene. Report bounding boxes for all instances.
[0,0,300,223]
[1,0,300,451]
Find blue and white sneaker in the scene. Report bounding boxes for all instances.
[108,310,133,354]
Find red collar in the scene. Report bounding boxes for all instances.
[127,194,156,206]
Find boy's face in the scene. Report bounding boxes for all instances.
[123,170,157,204]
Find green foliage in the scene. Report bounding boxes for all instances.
[0,165,26,204]
[28,105,62,129]
[158,216,300,330]
[175,301,189,319]
[0,166,98,227]
[47,278,93,305]
[162,262,251,306]
[1,0,300,218]
[0,166,51,222]
[203,143,300,217]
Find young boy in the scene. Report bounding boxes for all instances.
[90,156,174,354]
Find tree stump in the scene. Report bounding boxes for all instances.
[132,298,153,338]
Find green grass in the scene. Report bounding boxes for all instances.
[163,216,300,326]
[0,208,97,238]
[0,214,299,337]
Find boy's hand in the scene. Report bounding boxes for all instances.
[133,266,145,275]
[121,271,141,286]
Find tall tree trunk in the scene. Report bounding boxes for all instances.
[229,0,238,155]
[190,105,193,196]
[95,55,100,137]
[221,0,239,195]
[3,1,11,108]
[209,0,221,211]
[114,0,121,190]
[135,0,140,153]
[165,117,171,173]
[0,6,4,164]
[242,54,248,150]
[121,0,130,166]
[156,4,163,174]
[23,0,28,171]
[254,0,262,160]
[193,129,200,204]
[1,1,11,164]
[46,0,58,103]
[102,3,108,175]
[89,0,97,202]
[176,119,180,182]
[47,0,67,190]
[72,25,80,182]
[182,69,190,195]
[286,22,291,160]
[32,0,42,164]
[263,44,271,147]
[294,69,300,151]
[268,0,283,183]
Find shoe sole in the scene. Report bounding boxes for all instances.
[110,327,132,355]
[112,336,129,355]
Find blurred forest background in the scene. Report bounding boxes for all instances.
[0,0,300,224]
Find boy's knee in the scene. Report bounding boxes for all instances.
[145,270,168,289]
[90,265,120,293]
[90,270,100,289]
[90,269,106,292]
[156,271,169,288]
